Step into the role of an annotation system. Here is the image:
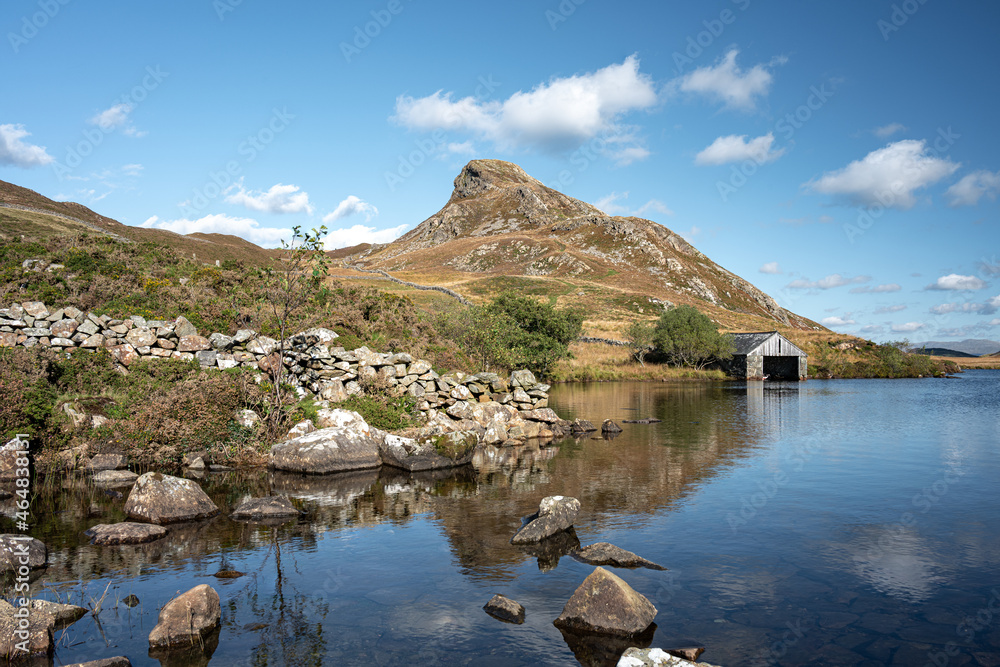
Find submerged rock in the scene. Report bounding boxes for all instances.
[230,496,301,521]
[64,658,133,667]
[622,418,662,424]
[0,534,47,571]
[148,584,221,648]
[270,409,382,474]
[483,594,525,624]
[554,567,657,637]
[124,473,219,524]
[572,542,667,571]
[511,495,581,544]
[85,522,167,545]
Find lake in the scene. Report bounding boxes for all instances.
[11,371,1000,666]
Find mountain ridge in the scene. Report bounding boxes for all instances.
[354,159,816,331]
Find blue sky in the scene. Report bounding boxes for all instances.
[2,0,999,343]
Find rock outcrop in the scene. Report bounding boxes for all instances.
[270,410,382,474]
[554,567,657,637]
[123,473,219,524]
[0,599,54,659]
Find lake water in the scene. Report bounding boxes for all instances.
[10,371,1000,666]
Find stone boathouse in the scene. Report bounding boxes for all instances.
[725,331,808,381]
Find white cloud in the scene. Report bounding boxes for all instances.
[695,132,784,166]
[323,223,409,250]
[874,304,907,314]
[446,141,476,156]
[861,325,885,334]
[141,214,294,248]
[989,319,1000,327]
[850,283,901,294]
[759,262,781,275]
[0,124,54,167]
[612,146,652,166]
[675,49,783,111]
[892,322,926,333]
[930,295,1000,315]
[945,170,1000,207]
[874,123,907,138]
[821,316,856,327]
[225,182,314,215]
[90,103,145,137]
[925,274,988,291]
[122,163,144,176]
[808,140,960,208]
[678,225,701,243]
[594,192,673,218]
[787,274,870,290]
[323,196,379,224]
[90,103,132,130]
[392,55,657,156]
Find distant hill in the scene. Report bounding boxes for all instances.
[351,159,820,333]
[0,179,279,267]
[913,347,978,358]
[914,339,1000,356]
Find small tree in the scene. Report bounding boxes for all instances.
[625,320,655,366]
[464,305,522,373]
[653,305,735,370]
[484,291,584,376]
[256,226,330,433]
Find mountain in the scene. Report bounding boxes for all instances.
[352,159,818,332]
[0,179,278,266]
[914,339,1000,357]
[913,348,978,358]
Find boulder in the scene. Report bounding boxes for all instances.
[271,410,382,474]
[554,567,657,637]
[123,473,220,524]
[572,542,667,571]
[285,420,316,439]
[379,432,478,472]
[29,599,87,627]
[483,594,525,624]
[208,333,234,350]
[247,336,278,355]
[602,419,623,434]
[235,409,259,428]
[319,379,349,403]
[0,598,54,658]
[85,522,167,545]
[511,496,581,544]
[571,418,597,433]
[230,496,301,521]
[50,318,79,338]
[0,535,46,571]
[617,647,707,667]
[148,584,221,648]
[108,344,139,366]
[125,327,157,347]
[520,408,560,423]
[88,453,129,471]
[510,369,537,387]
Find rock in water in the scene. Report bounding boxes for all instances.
[230,496,301,520]
[554,567,657,637]
[0,534,47,571]
[29,600,87,628]
[378,432,479,471]
[602,419,623,434]
[617,647,709,666]
[84,522,167,545]
[124,473,219,524]
[148,584,221,648]
[511,495,580,544]
[270,409,382,474]
[571,418,597,433]
[483,594,525,624]
[573,542,667,571]
[0,598,54,658]
[63,658,133,667]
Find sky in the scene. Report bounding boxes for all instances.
[2,0,999,343]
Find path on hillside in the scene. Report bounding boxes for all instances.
[0,203,132,243]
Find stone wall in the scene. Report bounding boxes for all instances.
[0,301,551,416]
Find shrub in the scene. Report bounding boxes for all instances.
[652,305,735,370]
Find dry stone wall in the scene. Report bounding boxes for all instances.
[0,301,551,416]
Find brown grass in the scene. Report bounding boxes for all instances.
[550,342,726,383]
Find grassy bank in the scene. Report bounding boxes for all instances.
[549,343,727,382]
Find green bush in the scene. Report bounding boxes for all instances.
[339,393,417,431]
[652,305,735,370]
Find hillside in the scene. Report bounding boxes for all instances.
[0,179,278,267]
[348,160,820,337]
[915,339,1000,357]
